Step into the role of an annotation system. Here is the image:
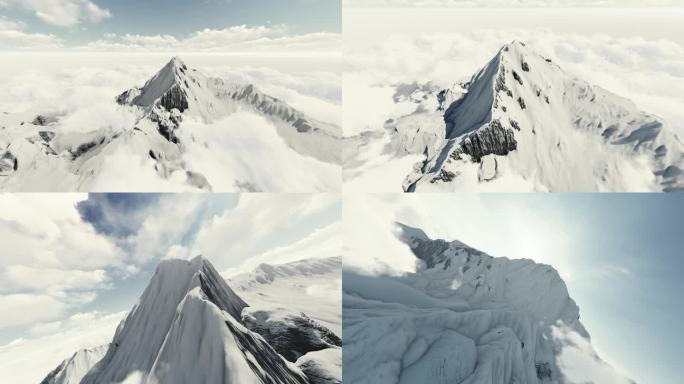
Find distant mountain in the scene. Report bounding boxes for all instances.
[40,345,107,384]
[343,223,635,384]
[350,41,684,191]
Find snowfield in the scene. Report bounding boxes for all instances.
[343,223,634,384]
[0,54,341,192]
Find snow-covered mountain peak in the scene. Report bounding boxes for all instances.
[393,40,684,191]
[77,256,312,384]
[115,57,342,164]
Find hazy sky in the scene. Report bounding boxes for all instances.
[0,0,341,51]
[344,193,684,384]
[0,193,341,383]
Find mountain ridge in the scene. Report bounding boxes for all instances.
[378,41,684,191]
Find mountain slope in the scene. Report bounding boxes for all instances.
[79,256,309,384]
[377,41,684,191]
[40,345,108,384]
[0,57,340,192]
[117,57,341,164]
[343,223,634,384]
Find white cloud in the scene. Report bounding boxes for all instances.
[0,311,124,384]
[194,194,341,273]
[81,25,340,53]
[0,16,62,49]
[0,0,111,27]
[0,194,125,329]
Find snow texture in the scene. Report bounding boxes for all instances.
[346,41,684,192]
[343,223,634,384]
[76,256,308,384]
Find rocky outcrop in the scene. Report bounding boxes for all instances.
[459,119,517,162]
[0,150,17,175]
[243,310,342,362]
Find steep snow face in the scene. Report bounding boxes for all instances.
[80,256,308,384]
[343,224,633,384]
[40,345,108,384]
[117,57,341,164]
[371,41,684,192]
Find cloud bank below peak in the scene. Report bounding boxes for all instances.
[0,23,341,53]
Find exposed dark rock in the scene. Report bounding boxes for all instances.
[32,115,56,126]
[536,362,553,380]
[243,311,341,363]
[70,141,98,159]
[224,320,309,384]
[1,151,18,175]
[430,169,456,183]
[512,71,523,85]
[159,84,189,112]
[521,61,530,72]
[294,118,313,133]
[518,97,526,109]
[460,119,517,162]
[39,131,55,142]
[509,119,520,131]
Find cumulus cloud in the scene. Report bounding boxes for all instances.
[0,194,125,329]
[81,25,340,53]
[193,194,341,274]
[0,0,111,27]
[344,0,684,7]
[0,16,62,49]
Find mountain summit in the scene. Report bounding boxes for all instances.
[77,256,309,384]
[117,57,341,164]
[387,41,684,191]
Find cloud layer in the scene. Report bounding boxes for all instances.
[0,0,111,27]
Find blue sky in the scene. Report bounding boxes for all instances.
[0,0,340,50]
[374,193,683,384]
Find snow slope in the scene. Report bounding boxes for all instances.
[75,256,309,384]
[229,257,342,336]
[40,345,108,384]
[343,223,634,384]
[0,57,341,192]
[345,41,684,192]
